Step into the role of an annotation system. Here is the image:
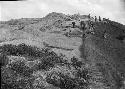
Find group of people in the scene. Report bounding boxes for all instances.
[71,19,95,35]
[71,14,104,29]
[70,14,111,38]
[80,19,95,34]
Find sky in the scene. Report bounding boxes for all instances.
[0,0,125,24]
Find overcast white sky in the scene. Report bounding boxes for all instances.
[0,0,125,24]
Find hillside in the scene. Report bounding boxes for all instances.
[0,12,125,89]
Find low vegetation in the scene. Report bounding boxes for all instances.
[1,43,90,89]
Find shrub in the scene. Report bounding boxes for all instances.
[17,43,41,57]
[0,54,9,67]
[1,73,34,89]
[0,43,46,57]
[71,56,83,68]
[39,26,46,32]
[0,43,69,71]
[10,60,33,77]
[1,44,18,55]
[46,69,89,89]
[1,81,22,89]
[46,72,76,89]
[45,56,90,89]
[34,53,68,70]
[76,68,90,80]
[1,43,90,89]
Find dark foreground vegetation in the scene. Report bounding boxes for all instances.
[1,43,90,89]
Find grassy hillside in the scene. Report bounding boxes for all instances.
[0,12,125,89]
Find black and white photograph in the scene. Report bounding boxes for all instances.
[0,0,125,89]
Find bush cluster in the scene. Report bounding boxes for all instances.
[46,66,89,89]
[0,54,9,67]
[1,43,90,89]
[9,60,33,77]
[1,43,49,57]
[45,56,90,89]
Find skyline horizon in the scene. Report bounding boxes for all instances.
[0,0,125,24]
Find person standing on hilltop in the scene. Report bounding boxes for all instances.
[103,18,107,24]
[80,21,87,38]
[72,22,75,28]
[88,14,91,18]
[80,21,86,31]
[95,16,97,22]
[88,21,95,34]
[99,16,101,21]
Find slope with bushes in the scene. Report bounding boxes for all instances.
[0,12,125,89]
